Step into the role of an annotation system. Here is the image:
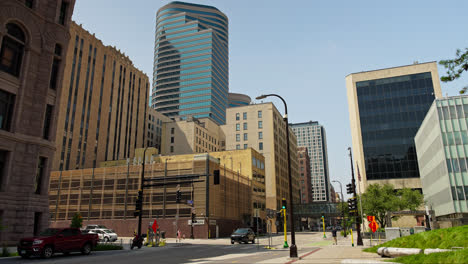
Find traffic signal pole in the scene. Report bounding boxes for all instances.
[348,147,363,246]
[283,209,288,248]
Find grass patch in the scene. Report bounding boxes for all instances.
[0,252,18,258]
[94,243,123,251]
[363,225,468,253]
[389,248,468,264]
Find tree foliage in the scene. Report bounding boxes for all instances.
[439,48,468,94]
[361,184,424,228]
[70,213,83,228]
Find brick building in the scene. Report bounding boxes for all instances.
[0,0,75,244]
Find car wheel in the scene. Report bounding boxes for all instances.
[104,237,109,242]
[41,246,54,259]
[231,240,234,244]
[81,243,91,255]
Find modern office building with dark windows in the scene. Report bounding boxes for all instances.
[153,1,229,125]
[346,62,442,192]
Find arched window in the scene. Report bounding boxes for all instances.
[0,23,26,77]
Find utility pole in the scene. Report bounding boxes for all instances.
[348,147,363,246]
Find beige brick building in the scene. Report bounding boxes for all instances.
[0,0,75,244]
[53,22,149,171]
[49,154,252,238]
[161,117,225,155]
[222,103,300,215]
[147,107,172,150]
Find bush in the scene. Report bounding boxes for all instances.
[70,213,83,228]
[1,245,9,257]
[94,244,123,251]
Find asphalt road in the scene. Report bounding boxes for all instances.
[0,242,319,264]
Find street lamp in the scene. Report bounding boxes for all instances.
[332,180,347,237]
[255,94,297,258]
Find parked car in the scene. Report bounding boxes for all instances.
[84,225,107,230]
[88,229,118,242]
[17,228,99,259]
[230,228,255,244]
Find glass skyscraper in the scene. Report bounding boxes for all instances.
[291,121,331,202]
[153,2,228,125]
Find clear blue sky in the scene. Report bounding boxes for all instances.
[73,0,468,195]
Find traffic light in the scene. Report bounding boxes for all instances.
[348,198,357,215]
[213,169,220,185]
[191,212,197,223]
[134,190,143,217]
[176,190,182,203]
[281,198,287,210]
[346,183,353,194]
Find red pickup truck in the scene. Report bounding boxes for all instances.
[17,228,99,259]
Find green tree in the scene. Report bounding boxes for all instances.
[439,48,468,94]
[361,184,423,228]
[70,213,83,228]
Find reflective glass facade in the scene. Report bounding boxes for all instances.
[357,72,436,180]
[153,1,228,125]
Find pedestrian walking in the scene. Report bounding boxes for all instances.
[176,229,181,243]
[332,226,337,245]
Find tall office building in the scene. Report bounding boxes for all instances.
[222,103,300,219]
[346,62,442,192]
[291,121,331,202]
[228,92,251,107]
[415,96,468,227]
[297,147,313,204]
[53,22,149,171]
[0,0,75,244]
[153,1,229,125]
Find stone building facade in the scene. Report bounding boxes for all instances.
[298,147,313,204]
[0,0,75,244]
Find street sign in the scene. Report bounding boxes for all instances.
[367,215,379,233]
[188,219,204,225]
[187,200,193,205]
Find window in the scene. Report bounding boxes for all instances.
[258,110,262,118]
[236,113,240,120]
[258,121,263,129]
[170,146,174,153]
[236,124,240,131]
[244,144,248,149]
[25,0,34,8]
[34,157,47,194]
[33,212,41,236]
[236,144,240,150]
[58,1,69,25]
[0,150,7,190]
[171,127,175,134]
[0,23,26,77]
[49,44,62,89]
[42,105,53,140]
[236,134,240,142]
[243,133,248,141]
[170,136,174,143]
[243,112,247,120]
[243,123,247,130]
[0,90,15,131]
[259,142,263,150]
[258,132,263,139]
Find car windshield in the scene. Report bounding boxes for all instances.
[234,228,249,234]
[39,229,60,236]
[103,230,112,234]
[98,225,107,228]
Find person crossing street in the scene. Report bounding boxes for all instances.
[332,226,338,245]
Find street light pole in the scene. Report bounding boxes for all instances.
[348,147,363,246]
[138,147,149,237]
[256,94,297,258]
[332,180,347,237]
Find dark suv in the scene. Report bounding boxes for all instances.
[230,228,255,244]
